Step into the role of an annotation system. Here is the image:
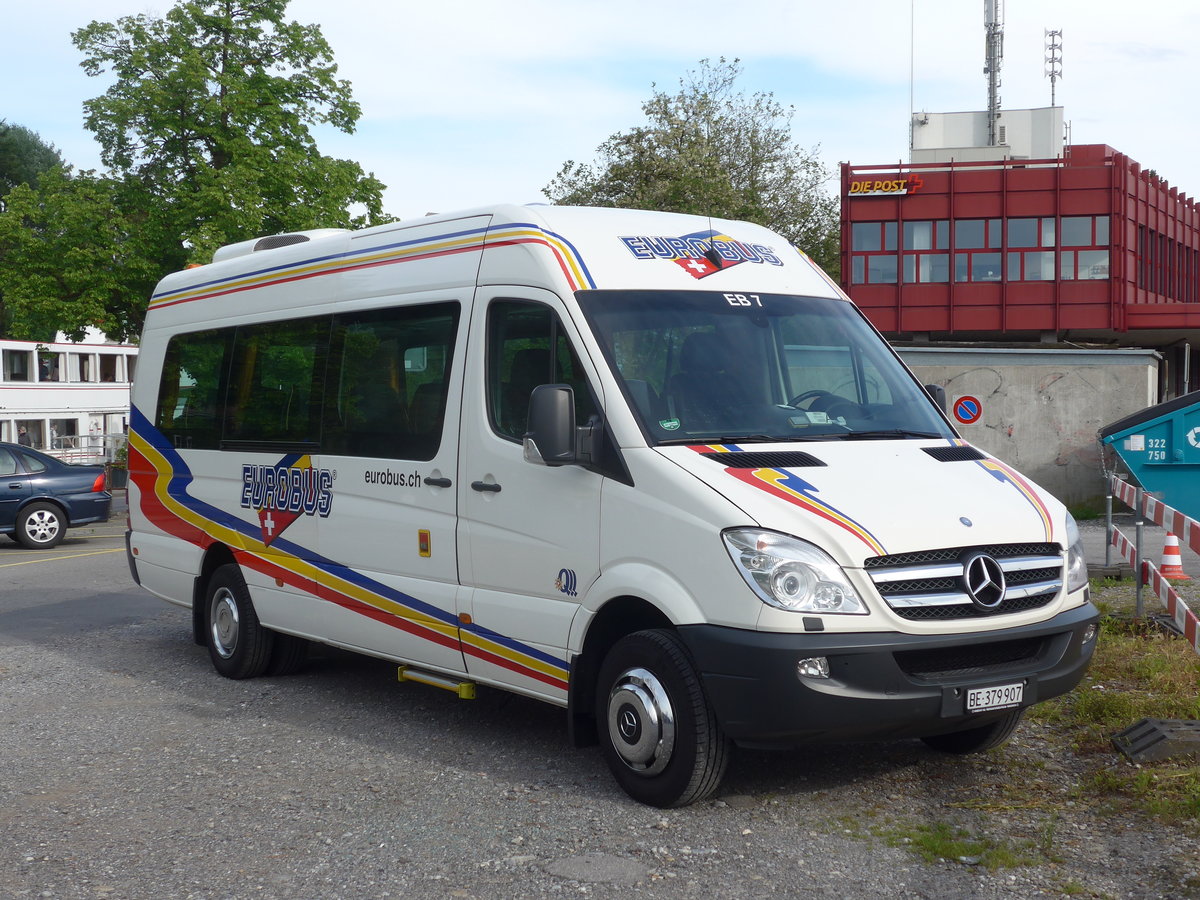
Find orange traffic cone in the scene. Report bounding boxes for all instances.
[1160,533,1192,581]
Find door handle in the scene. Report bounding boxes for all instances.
[423,476,452,488]
[470,480,502,493]
[8,483,24,490]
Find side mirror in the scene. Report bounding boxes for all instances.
[524,384,576,466]
[924,383,947,413]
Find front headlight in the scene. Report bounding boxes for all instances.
[1064,513,1088,594]
[722,528,868,614]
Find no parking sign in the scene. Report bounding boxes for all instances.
[953,395,983,425]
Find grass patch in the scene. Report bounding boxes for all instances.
[1032,581,1200,822]
[875,821,1042,869]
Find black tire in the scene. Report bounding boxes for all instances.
[267,633,310,676]
[921,708,1025,754]
[204,564,273,679]
[596,629,731,808]
[15,501,66,549]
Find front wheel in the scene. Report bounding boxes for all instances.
[920,708,1025,754]
[16,501,65,549]
[596,629,730,808]
[205,564,274,679]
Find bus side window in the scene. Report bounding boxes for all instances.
[155,328,232,450]
[326,302,460,461]
[224,318,329,444]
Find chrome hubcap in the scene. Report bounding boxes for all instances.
[606,667,675,775]
[210,588,240,659]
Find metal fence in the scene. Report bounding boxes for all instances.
[46,432,128,467]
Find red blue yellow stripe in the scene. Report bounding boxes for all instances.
[149,221,596,311]
[128,407,569,692]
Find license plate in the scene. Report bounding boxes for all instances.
[966,682,1024,713]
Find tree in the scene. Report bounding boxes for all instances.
[72,0,388,258]
[0,169,161,341]
[0,0,389,339]
[0,122,65,203]
[545,58,840,277]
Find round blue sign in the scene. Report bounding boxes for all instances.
[953,396,982,425]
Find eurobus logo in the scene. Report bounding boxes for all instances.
[241,458,334,546]
[619,231,783,279]
[846,174,924,196]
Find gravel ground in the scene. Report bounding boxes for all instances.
[1,542,1198,899]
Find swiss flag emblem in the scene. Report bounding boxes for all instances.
[259,506,301,547]
[675,255,728,279]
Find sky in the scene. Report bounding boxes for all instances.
[5,1,1198,221]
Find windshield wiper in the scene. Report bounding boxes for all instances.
[840,429,945,441]
[656,433,841,446]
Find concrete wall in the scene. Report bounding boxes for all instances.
[896,346,1160,508]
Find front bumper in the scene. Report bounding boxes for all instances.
[678,601,1099,748]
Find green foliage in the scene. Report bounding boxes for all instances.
[0,0,390,339]
[0,121,65,201]
[0,169,163,340]
[545,58,839,276]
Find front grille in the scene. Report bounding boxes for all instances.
[865,543,1064,621]
[895,637,1046,679]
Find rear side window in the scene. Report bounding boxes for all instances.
[156,328,233,450]
[0,448,17,476]
[16,450,46,473]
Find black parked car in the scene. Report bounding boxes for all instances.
[0,442,112,549]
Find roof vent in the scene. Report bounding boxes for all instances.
[254,234,312,251]
[211,228,350,263]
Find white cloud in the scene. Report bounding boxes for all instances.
[4,0,1199,219]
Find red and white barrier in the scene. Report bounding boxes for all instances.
[1108,475,1200,657]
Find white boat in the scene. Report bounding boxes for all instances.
[0,329,137,465]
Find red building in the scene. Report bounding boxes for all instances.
[840,144,1200,394]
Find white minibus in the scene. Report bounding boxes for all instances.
[126,205,1097,807]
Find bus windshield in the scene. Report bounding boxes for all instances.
[576,290,954,445]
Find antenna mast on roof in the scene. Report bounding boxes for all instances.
[984,0,1004,146]
[1045,29,1063,106]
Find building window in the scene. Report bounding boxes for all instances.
[1059,250,1110,281]
[954,219,1001,249]
[1061,216,1109,247]
[867,255,898,284]
[1008,251,1056,281]
[900,221,949,283]
[851,222,899,284]
[904,253,949,283]
[902,220,948,250]
[1007,217,1055,248]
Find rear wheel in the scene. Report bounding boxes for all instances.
[596,629,730,808]
[205,564,273,679]
[921,708,1025,754]
[16,501,65,549]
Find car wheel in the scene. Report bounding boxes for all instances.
[16,501,65,549]
[205,564,273,679]
[596,629,730,808]
[921,708,1025,754]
